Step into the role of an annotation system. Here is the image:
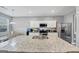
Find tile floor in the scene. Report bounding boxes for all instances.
[0,35,79,52]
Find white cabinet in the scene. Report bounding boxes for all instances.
[30,21,39,27]
[30,20,56,28]
[47,21,56,27]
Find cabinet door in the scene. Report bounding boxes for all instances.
[30,21,39,27]
[30,20,56,28]
[47,21,56,27]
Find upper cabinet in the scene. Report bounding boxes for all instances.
[30,20,56,28]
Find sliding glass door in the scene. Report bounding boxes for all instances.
[0,17,9,37]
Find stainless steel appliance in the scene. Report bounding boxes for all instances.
[60,23,72,43]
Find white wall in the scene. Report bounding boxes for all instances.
[13,16,64,34]
[64,13,74,23]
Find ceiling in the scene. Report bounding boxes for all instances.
[4,6,76,17]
